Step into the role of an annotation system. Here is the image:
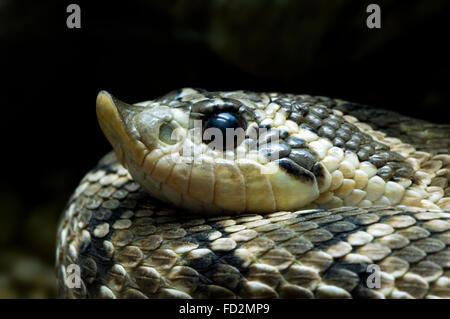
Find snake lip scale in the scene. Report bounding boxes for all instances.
[57,88,450,299]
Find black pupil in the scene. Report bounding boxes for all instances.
[204,112,244,150]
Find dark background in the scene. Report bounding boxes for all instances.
[0,0,449,297]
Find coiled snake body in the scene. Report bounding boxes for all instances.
[56,89,450,298]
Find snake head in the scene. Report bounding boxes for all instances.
[97,88,424,215]
[96,88,332,214]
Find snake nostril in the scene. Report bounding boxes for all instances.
[159,123,177,145]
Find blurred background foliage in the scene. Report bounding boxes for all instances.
[0,0,448,297]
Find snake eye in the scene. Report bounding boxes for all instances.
[203,112,246,150]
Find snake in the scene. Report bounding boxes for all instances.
[56,88,450,299]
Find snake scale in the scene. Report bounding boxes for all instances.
[56,88,450,299]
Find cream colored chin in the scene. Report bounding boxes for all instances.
[126,159,225,215]
[125,148,323,214]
